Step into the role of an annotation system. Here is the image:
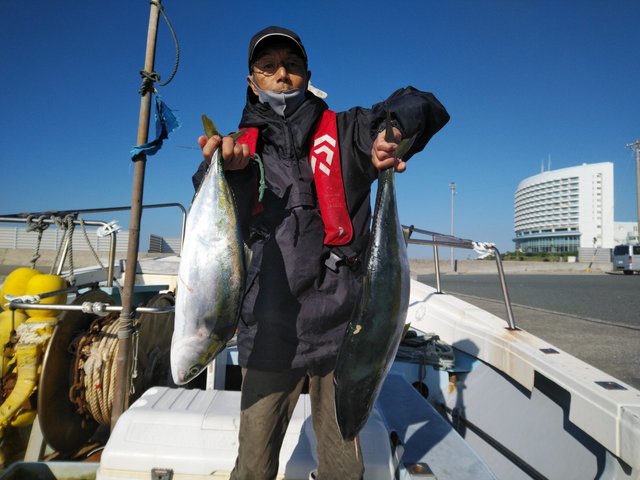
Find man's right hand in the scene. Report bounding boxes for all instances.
[198,134,251,170]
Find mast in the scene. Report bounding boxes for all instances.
[111,0,162,428]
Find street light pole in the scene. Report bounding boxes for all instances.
[626,140,640,243]
[449,182,456,271]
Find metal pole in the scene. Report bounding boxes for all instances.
[493,247,517,330]
[111,0,162,429]
[449,182,456,271]
[626,140,640,241]
[54,233,72,276]
[433,244,442,293]
[107,232,117,288]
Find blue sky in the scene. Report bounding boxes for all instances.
[1,0,639,258]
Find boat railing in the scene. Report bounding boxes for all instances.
[404,225,517,330]
[2,211,516,328]
[1,202,186,315]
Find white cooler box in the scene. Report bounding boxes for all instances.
[97,386,395,479]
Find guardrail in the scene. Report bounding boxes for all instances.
[0,215,121,286]
[2,210,516,329]
[0,202,186,296]
[404,225,517,330]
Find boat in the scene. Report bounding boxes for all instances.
[1,3,639,478]
[1,212,639,479]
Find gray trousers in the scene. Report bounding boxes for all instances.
[229,364,364,480]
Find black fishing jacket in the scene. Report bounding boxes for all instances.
[192,86,449,371]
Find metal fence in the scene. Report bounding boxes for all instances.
[0,227,182,255]
[578,247,613,263]
[148,234,182,254]
[0,226,130,253]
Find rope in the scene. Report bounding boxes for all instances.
[69,313,121,427]
[68,312,141,427]
[50,215,76,284]
[396,333,456,371]
[65,216,75,285]
[253,153,266,202]
[85,319,120,425]
[139,70,160,97]
[50,217,64,271]
[130,327,140,396]
[0,311,20,394]
[25,215,49,270]
[138,0,180,96]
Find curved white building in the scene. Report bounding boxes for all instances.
[514,162,614,252]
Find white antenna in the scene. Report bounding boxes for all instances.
[548,154,551,171]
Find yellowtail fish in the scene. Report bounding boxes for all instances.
[170,115,246,385]
[333,108,412,440]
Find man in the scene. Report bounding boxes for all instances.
[194,26,449,480]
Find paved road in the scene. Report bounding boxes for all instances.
[417,273,640,328]
[416,273,640,390]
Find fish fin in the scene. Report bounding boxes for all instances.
[230,129,247,141]
[201,114,221,138]
[202,114,247,143]
[395,133,417,160]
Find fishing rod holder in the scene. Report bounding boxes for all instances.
[403,225,517,330]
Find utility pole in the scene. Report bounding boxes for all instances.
[449,182,456,271]
[626,140,640,242]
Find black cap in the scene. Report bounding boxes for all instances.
[248,26,307,72]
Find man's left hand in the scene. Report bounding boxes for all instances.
[371,127,407,172]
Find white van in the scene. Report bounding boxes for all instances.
[612,244,640,274]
